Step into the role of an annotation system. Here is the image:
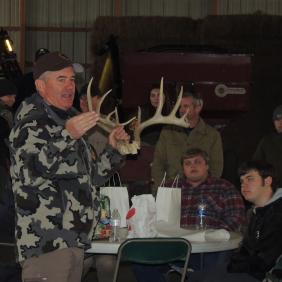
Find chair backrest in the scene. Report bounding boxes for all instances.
[113,237,191,282]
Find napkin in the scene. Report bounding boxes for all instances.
[204,229,230,242]
[155,221,230,242]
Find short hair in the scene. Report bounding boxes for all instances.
[150,82,160,90]
[238,160,277,192]
[181,148,209,165]
[182,91,203,107]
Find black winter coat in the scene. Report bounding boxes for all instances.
[228,190,282,280]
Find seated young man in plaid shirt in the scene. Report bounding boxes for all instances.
[180,148,246,231]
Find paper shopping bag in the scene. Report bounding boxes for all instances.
[100,173,129,227]
[156,173,181,227]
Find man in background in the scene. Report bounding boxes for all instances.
[189,160,282,282]
[253,104,282,187]
[14,47,50,109]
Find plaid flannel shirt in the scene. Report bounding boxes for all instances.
[180,176,246,231]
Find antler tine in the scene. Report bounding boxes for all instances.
[114,108,120,124]
[96,88,112,115]
[86,77,138,155]
[137,79,189,134]
[168,86,183,117]
[87,77,94,112]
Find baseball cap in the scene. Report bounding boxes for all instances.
[35,48,50,61]
[273,105,282,120]
[0,78,17,97]
[33,51,84,80]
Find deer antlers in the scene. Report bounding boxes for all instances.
[87,78,137,154]
[87,77,189,155]
[134,77,189,147]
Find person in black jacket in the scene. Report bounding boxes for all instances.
[189,160,282,282]
[14,48,50,110]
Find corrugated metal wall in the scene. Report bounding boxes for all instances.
[1,0,282,81]
[0,0,20,51]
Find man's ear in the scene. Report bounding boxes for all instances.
[34,79,45,95]
[264,176,272,187]
[196,103,203,114]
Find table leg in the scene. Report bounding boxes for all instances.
[200,253,204,271]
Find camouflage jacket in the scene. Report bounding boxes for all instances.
[9,93,124,261]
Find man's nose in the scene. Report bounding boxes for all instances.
[241,181,247,188]
[66,80,75,90]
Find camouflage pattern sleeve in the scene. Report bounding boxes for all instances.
[91,144,125,187]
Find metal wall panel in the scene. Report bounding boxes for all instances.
[0,0,20,65]
[135,0,151,15]
[48,32,61,51]
[48,0,61,27]
[99,0,114,16]
[0,0,19,25]
[26,0,49,26]
[61,0,75,27]
[221,0,242,14]
[0,0,11,25]
[123,0,139,16]
[87,0,104,25]
[188,0,208,18]
[121,0,209,18]
[5,0,282,78]
[265,0,280,15]
[10,0,20,25]
[74,0,88,28]
[174,0,190,17]
[150,0,165,16]
[164,0,177,16]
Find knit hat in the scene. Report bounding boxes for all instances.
[35,48,50,61]
[33,51,84,80]
[0,79,17,97]
[273,105,282,120]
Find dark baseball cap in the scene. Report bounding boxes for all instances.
[0,79,17,97]
[273,105,282,120]
[33,51,84,80]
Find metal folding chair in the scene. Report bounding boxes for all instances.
[112,237,192,282]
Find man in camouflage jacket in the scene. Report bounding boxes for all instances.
[9,52,128,281]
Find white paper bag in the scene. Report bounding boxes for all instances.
[156,173,181,227]
[127,194,158,238]
[100,174,129,227]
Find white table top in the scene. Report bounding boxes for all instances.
[87,226,242,255]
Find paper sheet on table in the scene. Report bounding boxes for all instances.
[155,221,230,242]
